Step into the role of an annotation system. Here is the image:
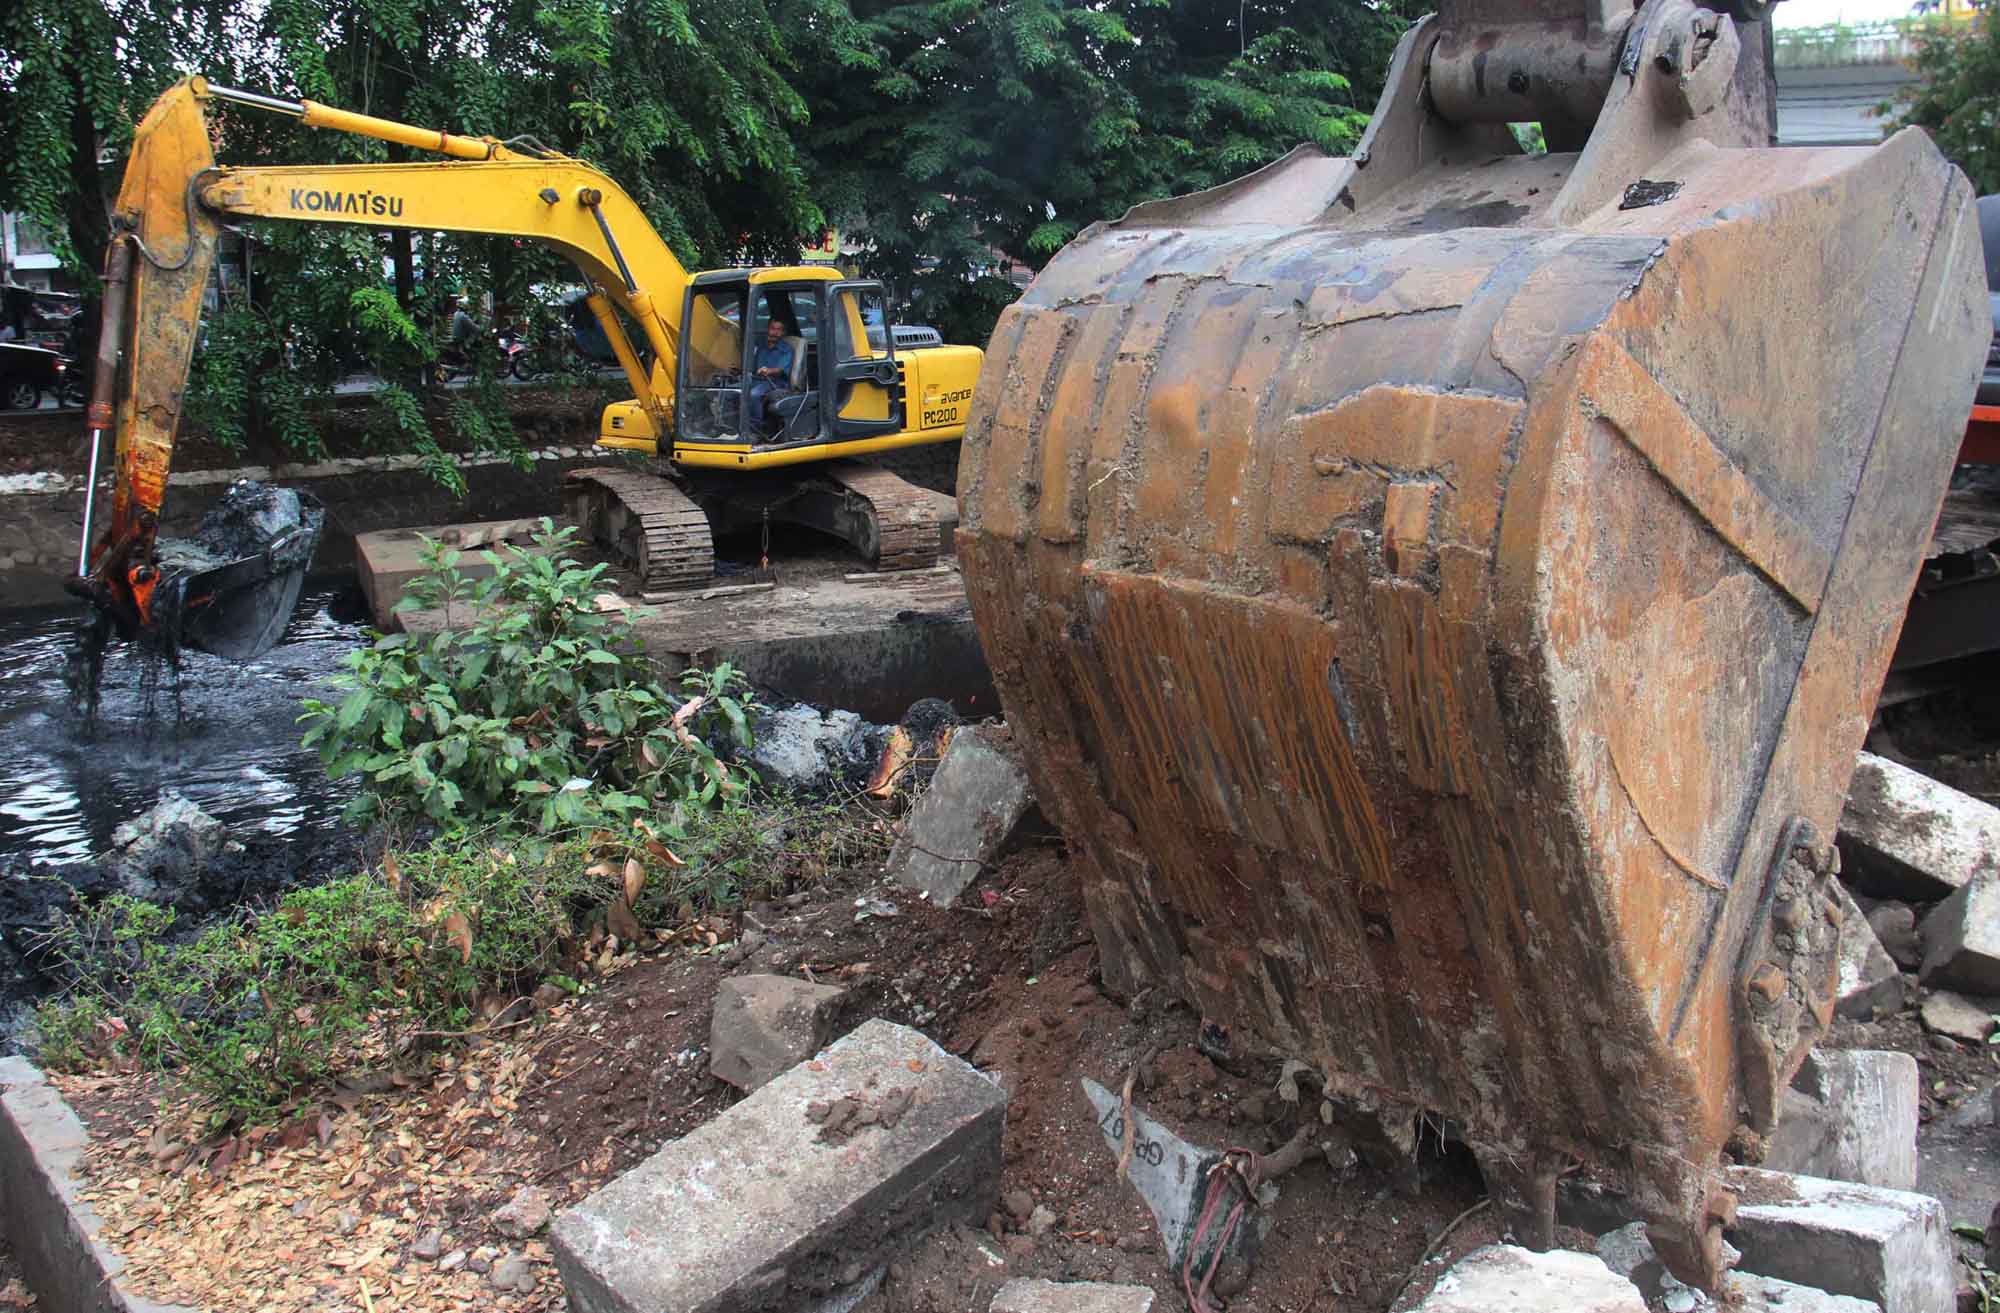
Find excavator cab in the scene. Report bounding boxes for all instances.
[670,270,902,448]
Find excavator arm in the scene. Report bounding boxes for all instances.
[75,77,695,655]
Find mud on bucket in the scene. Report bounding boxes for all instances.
[154,481,327,661]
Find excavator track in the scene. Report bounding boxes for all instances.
[823,461,955,571]
[563,467,714,593]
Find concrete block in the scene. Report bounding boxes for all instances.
[990,1279,1157,1313]
[1834,886,1905,1020]
[551,1019,1004,1313]
[1765,1051,1919,1191]
[1838,753,2000,900]
[1725,1167,1954,1313]
[1413,1245,1646,1312]
[1596,1222,1881,1312]
[709,975,848,1092]
[1919,871,2000,993]
[0,1057,199,1313]
[353,518,553,629]
[887,724,1042,907]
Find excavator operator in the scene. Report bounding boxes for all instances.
[747,312,796,433]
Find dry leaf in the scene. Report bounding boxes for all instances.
[443,911,474,964]
[644,839,686,869]
[383,851,404,899]
[622,857,646,904]
[583,861,619,881]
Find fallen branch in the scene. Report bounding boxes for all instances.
[1386,1198,1490,1310]
[1258,1123,1316,1181]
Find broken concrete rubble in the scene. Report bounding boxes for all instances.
[989,1278,1157,1313]
[1918,870,2000,994]
[1412,1245,1646,1313]
[887,723,1042,908]
[1595,1223,1881,1312]
[708,974,848,1092]
[1917,989,1993,1043]
[550,1019,1004,1313]
[750,704,875,789]
[1834,886,1905,1020]
[1838,752,2000,900]
[1724,1167,1954,1313]
[1763,1050,1918,1191]
[1863,900,1922,971]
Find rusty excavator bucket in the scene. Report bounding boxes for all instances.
[69,80,324,663]
[958,0,1989,1289]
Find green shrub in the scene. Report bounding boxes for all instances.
[33,839,596,1122]
[300,522,755,834]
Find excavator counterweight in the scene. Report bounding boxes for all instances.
[958,0,1989,1288]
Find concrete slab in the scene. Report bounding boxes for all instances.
[708,975,848,1092]
[1726,1272,1883,1312]
[887,724,1041,907]
[1765,1051,1919,1191]
[1919,871,2000,993]
[404,564,996,724]
[0,1057,200,1313]
[1413,1245,1646,1312]
[550,1019,1004,1313]
[990,1278,1157,1313]
[1838,753,2000,901]
[1918,989,1993,1042]
[1834,887,1905,1020]
[354,518,555,628]
[1725,1167,1954,1313]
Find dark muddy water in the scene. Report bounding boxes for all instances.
[0,584,367,867]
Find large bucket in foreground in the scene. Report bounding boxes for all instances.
[958,0,1988,1287]
[156,482,326,661]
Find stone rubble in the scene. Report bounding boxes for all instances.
[1918,869,2000,994]
[1725,1167,1955,1313]
[1917,989,1993,1043]
[1763,1050,1919,1191]
[1834,886,1906,1020]
[1838,752,2000,900]
[887,723,1044,908]
[707,974,848,1092]
[989,1278,1158,1312]
[102,790,241,905]
[1412,1245,1646,1313]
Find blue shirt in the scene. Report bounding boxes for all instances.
[754,340,793,380]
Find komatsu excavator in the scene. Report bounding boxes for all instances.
[958,0,1988,1297]
[72,77,981,657]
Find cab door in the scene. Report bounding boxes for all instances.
[822,281,903,443]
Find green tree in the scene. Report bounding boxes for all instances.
[803,0,1402,342]
[1889,11,2000,194]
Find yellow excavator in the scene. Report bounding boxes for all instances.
[959,0,1987,1296]
[72,77,981,656]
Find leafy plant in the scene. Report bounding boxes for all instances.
[300,522,755,835]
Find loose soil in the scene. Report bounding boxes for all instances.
[0,1238,32,1309]
[54,834,1494,1313]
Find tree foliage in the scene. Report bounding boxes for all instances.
[1,0,1405,456]
[1889,12,2000,195]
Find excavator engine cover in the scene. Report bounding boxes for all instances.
[957,0,1988,1288]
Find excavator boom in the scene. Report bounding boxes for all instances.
[959,0,1988,1289]
[75,78,694,657]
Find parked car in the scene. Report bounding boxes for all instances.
[0,342,65,410]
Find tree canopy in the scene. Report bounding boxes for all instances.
[0,0,1404,461]
[1889,11,2000,195]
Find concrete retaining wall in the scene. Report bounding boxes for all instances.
[0,1058,198,1313]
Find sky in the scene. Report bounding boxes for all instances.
[1774,0,1918,27]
